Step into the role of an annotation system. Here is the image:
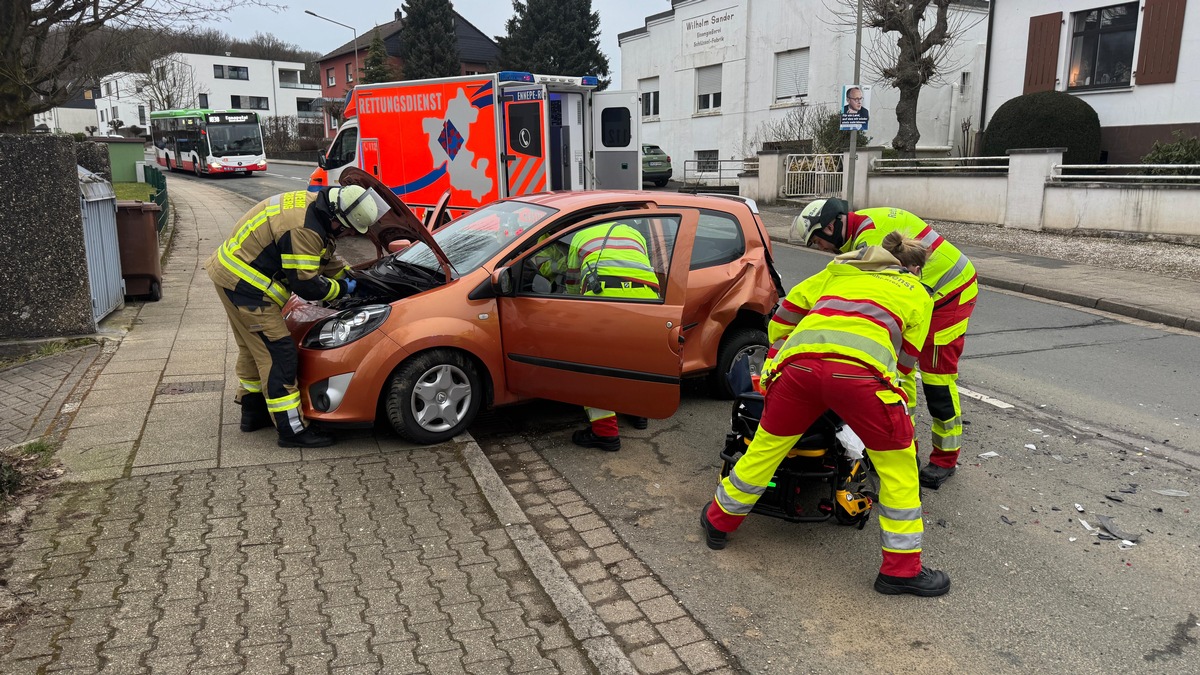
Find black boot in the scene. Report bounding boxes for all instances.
[238,393,273,432]
[572,428,620,452]
[700,504,728,550]
[627,416,649,430]
[919,463,956,490]
[278,426,335,448]
[874,568,951,597]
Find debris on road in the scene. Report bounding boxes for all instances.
[1095,515,1141,542]
[1152,489,1190,497]
[1075,503,1085,512]
[1001,515,1015,526]
[1106,494,1125,503]
[1079,519,1096,533]
[979,451,1000,458]
[1068,537,1078,542]
[1024,444,1037,451]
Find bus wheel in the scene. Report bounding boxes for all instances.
[193,161,201,177]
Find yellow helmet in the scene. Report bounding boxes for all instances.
[330,185,390,233]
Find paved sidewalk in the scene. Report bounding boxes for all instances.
[758,207,1200,332]
[0,346,98,449]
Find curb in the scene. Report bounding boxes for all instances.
[459,435,638,675]
[768,234,1198,332]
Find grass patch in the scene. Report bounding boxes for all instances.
[0,457,21,500]
[19,440,57,468]
[0,337,97,370]
[114,181,156,201]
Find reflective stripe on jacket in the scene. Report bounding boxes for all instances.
[565,223,659,299]
[764,246,932,403]
[206,190,348,305]
[845,208,976,305]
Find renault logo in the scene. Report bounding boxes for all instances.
[519,128,531,149]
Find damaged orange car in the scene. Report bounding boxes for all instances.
[284,168,783,444]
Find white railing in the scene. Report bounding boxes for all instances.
[783,153,844,198]
[1050,164,1200,182]
[871,156,1009,173]
[682,159,748,189]
[279,81,322,90]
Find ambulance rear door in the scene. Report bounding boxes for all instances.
[589,90,641,190]
[499,84,550,197]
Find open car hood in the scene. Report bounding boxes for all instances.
[337,167,455,281]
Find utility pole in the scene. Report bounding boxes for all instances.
[845,0,864,209]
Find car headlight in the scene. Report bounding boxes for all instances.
[302,305,390,349]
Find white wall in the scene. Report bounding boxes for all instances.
[985,1,1200,128]
[32,107,97,135]
[95,72,147,132]
[1043,184,1200,238]
[157,53,319,118]
[864,174,1008,224]
[620,0,989,177]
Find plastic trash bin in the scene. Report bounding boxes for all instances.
[115,200,163,301]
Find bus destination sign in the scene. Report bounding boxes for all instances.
[207,113,255,124]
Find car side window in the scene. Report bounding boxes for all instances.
[518,216,680,302]
[690,210,745,270]
[325,127,358,170]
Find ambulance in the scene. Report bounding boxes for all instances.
[310,71,642,221]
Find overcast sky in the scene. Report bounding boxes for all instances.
[210,0,663,88]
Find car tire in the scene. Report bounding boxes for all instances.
[654,179,668,187]
[710,327,768,400]
[385,349,482,444]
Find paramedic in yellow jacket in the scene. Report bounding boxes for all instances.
[796,199,978,489]
[563,222,658,452]
[702,233,952,597]
[205,186,390,448]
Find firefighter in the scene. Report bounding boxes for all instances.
[563,221,658,451]
[795,199,978,489]
[206,186,391,448]
[702,233,952,597]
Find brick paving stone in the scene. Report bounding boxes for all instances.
[630,643,685,674]
[596,599,644,624]
[624,576,670,603]
[639,595,688,623]
[656,615,707,649]
[676,639,730,673]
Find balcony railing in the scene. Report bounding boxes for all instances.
[296,110,322,119]
[279,81,321,90]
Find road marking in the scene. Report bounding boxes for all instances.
[264,173,307,181]
[958,386,1014,409]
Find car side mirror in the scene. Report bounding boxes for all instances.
[386,239,412,254]
[492,267,514,296]
[316,152,327,169]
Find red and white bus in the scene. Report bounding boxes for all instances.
[150,109,267,176]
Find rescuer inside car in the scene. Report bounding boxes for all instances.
[206,186,390,448]
[702,233,952,597]
[794,199,978,490]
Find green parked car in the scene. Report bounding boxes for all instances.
[642,144,673,187]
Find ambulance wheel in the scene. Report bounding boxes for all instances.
[711,327,768,400]
[385,349,482,445]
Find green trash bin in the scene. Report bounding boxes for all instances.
[115,200,163,301]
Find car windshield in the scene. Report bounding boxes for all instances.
[206,123,263,157]
[643,145,666,156]
[395,200,558,275]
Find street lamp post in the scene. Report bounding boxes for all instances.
[305,10,360,82]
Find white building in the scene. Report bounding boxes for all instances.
[95,72,148,134]
[32,87,99,134]
[135,53,322,123]
[618,0,990,178]
[983,0,1200,164]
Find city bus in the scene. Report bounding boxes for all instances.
[149,109,267,176]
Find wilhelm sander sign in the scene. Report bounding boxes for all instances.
[681,5,741,55]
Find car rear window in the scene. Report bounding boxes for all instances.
[643,145,666,156]
[690,210,745,270]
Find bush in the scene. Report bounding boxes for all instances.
[983,91,1102,165]
[1141,130,1200,176]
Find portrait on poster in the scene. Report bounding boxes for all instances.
[839,84,870,131]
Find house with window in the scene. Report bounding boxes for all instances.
[94,72,147,136]
[984,0,1197,163]
[619,0,989,179]
[32,86,100,135]
[315,8,501,137]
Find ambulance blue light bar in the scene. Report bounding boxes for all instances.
[498,71,535,83]
[580,76,600,87]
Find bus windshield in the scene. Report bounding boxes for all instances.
[207,123,263,157]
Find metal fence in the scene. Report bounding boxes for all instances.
[143,164,170,231]
[680,159,747,190]
[783,154,845,198]
[1050,164,1200,183]
[871,156,1010,174]
[79,167,124,323]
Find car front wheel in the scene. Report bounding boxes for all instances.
[710,327,768,399]
[385,349,482,444]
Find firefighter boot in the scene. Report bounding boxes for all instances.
[700,504,728,550]
[874,567,951,597]
[238,393,273,432]
[572,428,620,452]
[627,416,649,430]
[278,425,336,449]
[919,462,956,490]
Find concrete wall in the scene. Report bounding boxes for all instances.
[619,0,989,176]
[862,174,1008,224]
[0,134,96,338]
[1043,183,1200,239]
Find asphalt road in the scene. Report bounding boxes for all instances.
[189,168,1200,672]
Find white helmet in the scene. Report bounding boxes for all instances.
[329,185,391,233]
[795,198,849,248]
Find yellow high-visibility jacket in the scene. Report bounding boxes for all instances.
[565,223,659,299]
[765,246,933,405]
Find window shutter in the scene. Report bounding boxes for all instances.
[1137,0,1187,85]
[638,77,659,93]
[775,49,810,100]
[697,65,722,95]
[1023,12,1063,94]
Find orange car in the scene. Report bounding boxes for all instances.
[284,169,783,444]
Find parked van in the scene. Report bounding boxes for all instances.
[310,72,642,221]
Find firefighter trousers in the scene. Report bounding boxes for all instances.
[216,286,307,437]
[920,282,978,469]
[708,358,925,577]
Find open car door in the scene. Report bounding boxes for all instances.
[426,190,452,231]
[497,209,697,419]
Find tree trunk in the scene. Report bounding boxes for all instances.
[891,83,922,159]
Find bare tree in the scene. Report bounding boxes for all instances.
[826,0,983,158]
[1,0,275,132]
[134,55,209,111]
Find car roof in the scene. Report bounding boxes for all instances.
[512,190,745,213]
